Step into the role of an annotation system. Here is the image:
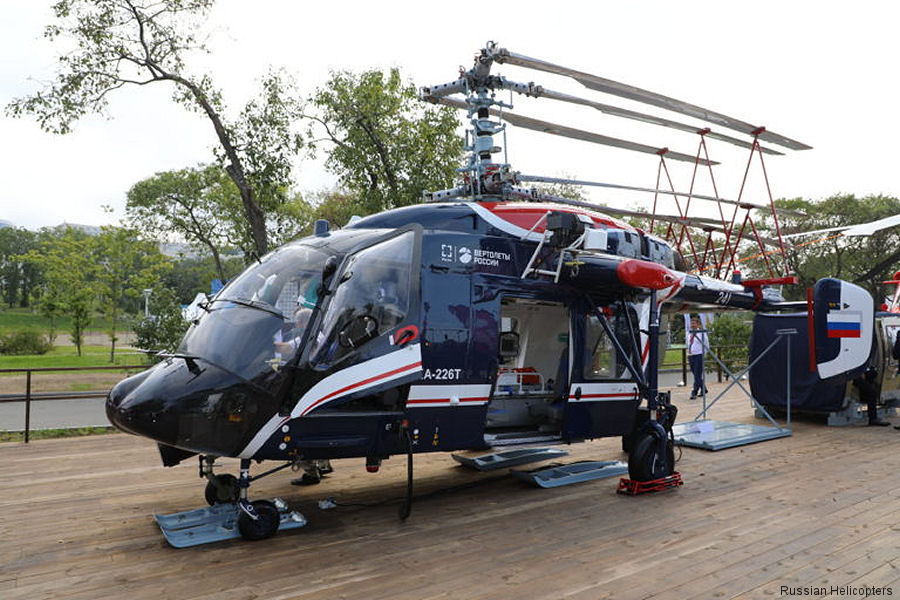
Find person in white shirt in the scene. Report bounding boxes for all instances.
[686,315,709,399]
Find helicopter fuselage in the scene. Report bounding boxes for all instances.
[107,200,755,466]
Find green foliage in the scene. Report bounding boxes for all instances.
[0,227,40,309]
[769,194,900,301]
[93,226,172,361]
[127,165,241,282]
[6,0,215,135]
[19,226,171,360]
[163,254,243,304]
[226,70,306,215]
[130,287,190,355]
[20,228,95,356]
[309,68,463,214]
[0,331,52,355]
[709,313,752,374]
[7,0,308,257]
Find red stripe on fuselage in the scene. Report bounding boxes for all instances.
[301,361,423,415]
[479,201,633,233]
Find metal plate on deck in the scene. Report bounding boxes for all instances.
[511,460,628,488]
[451,447,569,471]
[672,419,791,451]
[155,499,307,548]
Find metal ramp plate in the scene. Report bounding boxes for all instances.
[451,447,569,471]
[155,499,307,548]
[673,419,791,451]
[511,460,628,488]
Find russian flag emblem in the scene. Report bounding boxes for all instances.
[826,310,862,338]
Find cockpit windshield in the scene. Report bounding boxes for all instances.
[177,244,330,381]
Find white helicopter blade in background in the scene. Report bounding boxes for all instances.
[782,214,900,240]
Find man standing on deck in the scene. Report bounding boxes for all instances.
[687,315,709,399]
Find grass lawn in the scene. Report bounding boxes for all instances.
[0,307,115,335]
[0,426,118,443]
[0,344,147,370]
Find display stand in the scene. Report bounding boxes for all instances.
[672,328,796,450]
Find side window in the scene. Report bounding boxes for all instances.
[311,232,414,366]
[584,305,638,380]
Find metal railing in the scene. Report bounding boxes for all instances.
[0,364,148,442]
[661,344,749,384]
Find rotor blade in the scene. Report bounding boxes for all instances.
[516,175,806,217]
[505,186,722,228]
[499,78,784,156]
[429,96,716,165]
[841,214,900,237]
[492,47,812,151]
[783,214,900,239]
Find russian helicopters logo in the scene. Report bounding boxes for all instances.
[440,244,510,267]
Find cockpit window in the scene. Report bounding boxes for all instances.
[216,245,326,316]
[178,244,330,381]
[311,231,414,367]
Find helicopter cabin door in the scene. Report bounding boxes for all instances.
[564,304,641,440]
[485,297,571,443]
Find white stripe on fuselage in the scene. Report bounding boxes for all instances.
[237,344,422,459]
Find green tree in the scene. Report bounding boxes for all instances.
[308,68,463,214]
[94,226,172,362]
[770,194,900,301]
[7,1,305,256]
[164,254,243,304]
[21,229,95,356]
[126,165,242,283]
[0,227,39,308]
[708,312,752,375]
[131,286,189,356]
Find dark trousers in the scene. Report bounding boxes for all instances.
[689,353,705,396]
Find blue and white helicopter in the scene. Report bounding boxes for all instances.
[107,43,873,544]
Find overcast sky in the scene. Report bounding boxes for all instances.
[2,1,898,231]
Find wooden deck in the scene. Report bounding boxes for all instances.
[2,383,899,600]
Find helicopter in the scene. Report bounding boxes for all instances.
[107,42,873,544]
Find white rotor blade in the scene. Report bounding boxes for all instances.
[492,46,812,151]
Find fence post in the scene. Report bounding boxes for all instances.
[24,370,31,444]
[681,347,687,385]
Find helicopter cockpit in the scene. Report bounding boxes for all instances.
[178,244,329,382]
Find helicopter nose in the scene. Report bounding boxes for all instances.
[106,357,281,458]
[107,368,180,446]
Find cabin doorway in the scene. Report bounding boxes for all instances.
[484,296,570,445]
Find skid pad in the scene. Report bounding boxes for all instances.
[511,460,628,488]
[451,447,569,471]
[155,498,307,548]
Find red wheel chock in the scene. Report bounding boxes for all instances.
[617,472,683,495]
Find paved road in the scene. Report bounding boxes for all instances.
[0,396,109,431]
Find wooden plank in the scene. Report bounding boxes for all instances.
[1,382,899,599]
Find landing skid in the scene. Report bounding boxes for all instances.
[511,460,628,488]
[451,447,569,471]
[155,498,307,548]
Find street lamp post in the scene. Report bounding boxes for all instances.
[143,288,152,318]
